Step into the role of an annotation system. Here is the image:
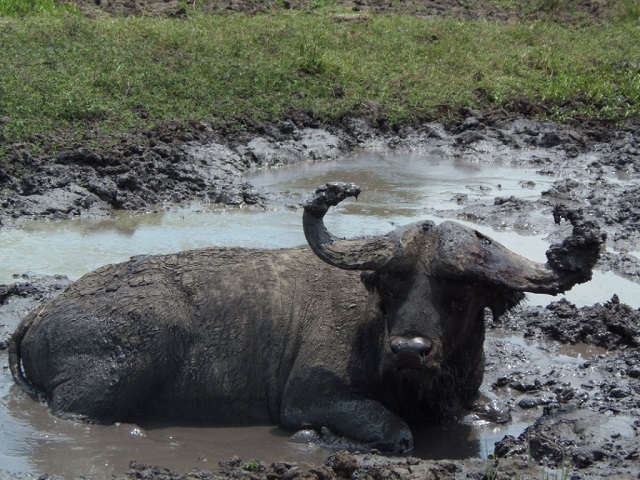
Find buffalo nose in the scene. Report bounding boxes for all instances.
[390,336,432,360]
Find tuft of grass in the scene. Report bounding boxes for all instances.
[243,459,262,471]
[615,0,640,21]
[0,9,639,142]
[296,36,330,75]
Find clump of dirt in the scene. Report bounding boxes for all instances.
[502,295,640,350]
[487,297,640,479]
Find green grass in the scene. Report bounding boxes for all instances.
[1,4,639,141]
[616,0,640,21]
[0,0,77,16]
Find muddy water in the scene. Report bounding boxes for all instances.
[1,150,638,479]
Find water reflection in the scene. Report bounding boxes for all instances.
[245,151,552,214]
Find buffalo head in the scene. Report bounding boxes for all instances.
[303,182,604,401]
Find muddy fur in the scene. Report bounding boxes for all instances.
[7,246,507,450]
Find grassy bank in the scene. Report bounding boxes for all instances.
[1,4,639,141]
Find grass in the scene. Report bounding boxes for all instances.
[0,0,77,16]
[0,2,639,142]
[616,0,640,21]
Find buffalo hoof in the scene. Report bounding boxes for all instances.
[289,426,413,454]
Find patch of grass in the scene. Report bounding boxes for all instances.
[0,0,77,17]
[0,10,639,141]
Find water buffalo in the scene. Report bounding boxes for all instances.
[9,183,603,453]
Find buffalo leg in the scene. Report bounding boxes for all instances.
[48,363,127,422]
[282,396,413,453]
[281,368,413,453]
[46,351,170,423]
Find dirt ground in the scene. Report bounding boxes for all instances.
[69,0,619,24]
[1,1,639,479]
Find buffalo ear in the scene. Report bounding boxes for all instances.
[360,272,379,293]
[489,289,525,320]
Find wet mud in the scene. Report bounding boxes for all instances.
[1,112,640,479]
[0,116,347,221]
[5,110,639,282]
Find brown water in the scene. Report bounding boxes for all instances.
[0,150,637,479]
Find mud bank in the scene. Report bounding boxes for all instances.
[0,116,345,220]
[3,112,640,281]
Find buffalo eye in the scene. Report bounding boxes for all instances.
[378,287,401,315]
[377,273,409,300]
[371,272,413,314]
[377,286,398,312]
[379,285,398,301]
[438,281,473,314]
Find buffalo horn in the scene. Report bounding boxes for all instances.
[304,184,604,293]
[431,207,604,294]
[303,183,402,271]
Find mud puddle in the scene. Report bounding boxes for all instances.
[2,150,637,305]
[2,150,554,284]
[0,335,606,479]
[0,376,328,478]
[1,149,639,479]
[245,149,554,214]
